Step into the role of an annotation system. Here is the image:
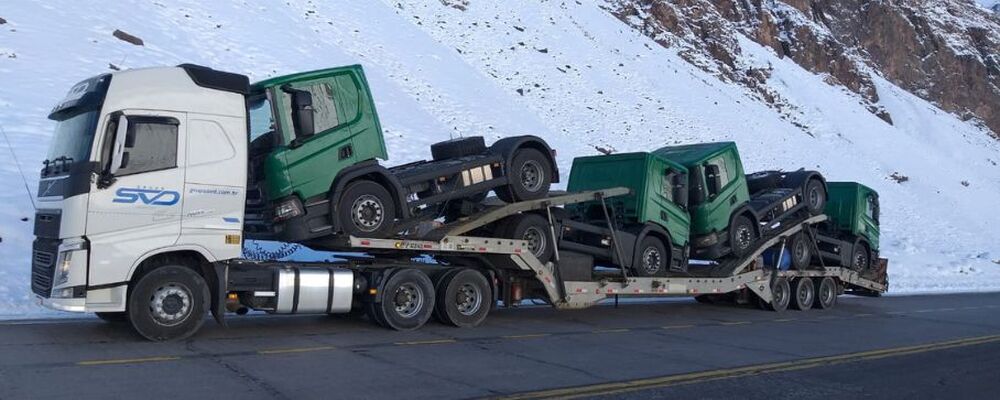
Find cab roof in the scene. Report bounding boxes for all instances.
[652,141,736,167]
[251,64,364,91]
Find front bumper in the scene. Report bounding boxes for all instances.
[36,295,86,313]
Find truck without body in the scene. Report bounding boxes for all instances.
[816,182,880,272]
[32,64,886,341]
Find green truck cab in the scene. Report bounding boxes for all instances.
[562,152,691,276]
[242,65,558,246]
[816,182,880,271]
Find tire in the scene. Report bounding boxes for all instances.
[434,269,491,328]
[337,180,397,238]
[431,136,486,160]
[746,171,782,193]
[790,278,814,311]
[632,235,669,277]
[498,213,554,265]
[95,312,128,323]
[367,269,435,331]
[789,232,812,270]
[497,148,552,203]
[127,265,209,341]
[729,214,757,258]
[804,179,826,215]
[763,277,790,312]
[813,277,838,309]
[851,242,871,272]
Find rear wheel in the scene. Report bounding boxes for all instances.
[762,277,790,312]
[805,179,826,215]
[338,180,397,238]
[790,277,814,311]
[632,235,668,277]
[813,277,838,309]
[367,269,435,331]
[434,269,491,328]
[729,215,756,258]
[127,265,209,341]
[789,232,812,270]
[497,148,552,203]
[498,213,554,265]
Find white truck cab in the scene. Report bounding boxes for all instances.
[34,65,249,315]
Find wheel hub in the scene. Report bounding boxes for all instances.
[149,284,192,326]
[642,247,662,274]
[522,227,546,258]
[520,160,544,192]
[736,226,752,249]
[393,283,423,318]
[455,283,482,316]
[352,195,384,231]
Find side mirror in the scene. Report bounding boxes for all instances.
[109,116,129,175]
[282,85,315,140]
[672,173,689,208]
[705,164,722,196]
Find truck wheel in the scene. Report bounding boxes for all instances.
[789,232,812,270]
[851,243,870,272]
[434,269,491,328]
[368,269,435,331]
[500,213,554,265]
[431,136,486,160]
[813,277,838,309]
[95,312,128,323]
[633,235,668,277]
[790,278,814,311]
[498,148,551,203]
[729,215,757,258]
[763,277,790,312]
[339,180,397,238]
[805,179,826,215]
[127,265,209,341]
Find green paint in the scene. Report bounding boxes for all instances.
[825,182,880,250]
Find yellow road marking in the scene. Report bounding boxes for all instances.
[258,346,336,355]
[662,324,696,330]
[718,321,751,326]
[394,339,457,346]
[77,356,180,366]
[503,334,552,339]
[592,328,630,333]
[495,334,1000,400]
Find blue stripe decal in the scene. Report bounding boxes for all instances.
[223,217,240,223]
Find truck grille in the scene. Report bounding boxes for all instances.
[32,239,59,298]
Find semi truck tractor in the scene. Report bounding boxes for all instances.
[32,64,886,341]
[816,182,881,272]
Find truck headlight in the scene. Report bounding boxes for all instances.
[273,197,304,222]
[54,239,88,286]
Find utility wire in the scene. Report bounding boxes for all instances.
[0,123,37,211]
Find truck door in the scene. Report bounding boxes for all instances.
[699,155,739,232]
[86,111,187,289]
[860,192,879,250]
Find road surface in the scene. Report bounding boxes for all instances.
[1,292,998,399]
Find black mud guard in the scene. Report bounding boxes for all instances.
[211,262,228,327]
[329,159,410,232]
[488,135,560,183]
[780,169,826,192]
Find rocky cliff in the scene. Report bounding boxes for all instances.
[608,0,1000,138]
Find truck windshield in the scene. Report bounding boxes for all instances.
[248,95,275,144]
[44,110,99,169]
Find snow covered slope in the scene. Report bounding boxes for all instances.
[0,0,998,318]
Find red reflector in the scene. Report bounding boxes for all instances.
[423,244,432,249]
[479,247,486,252]
[360,240,371,246]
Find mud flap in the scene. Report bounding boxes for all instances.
[211,263,228,327]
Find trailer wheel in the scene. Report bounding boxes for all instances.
[851,243,871,272]
[434,269,491,328]
[789,232,812,270]
[368,269,435,331]
[729,215,757,258]
[95,312,128,323]
[497,148,551,203]
[790,278,814,311]
[499,213,554,265]
[813,277,838,309]
[805,179,826,215]
[431,136,486,160]
[127,265,209,341]
[633,235,668,277]
[339,180,397,238]
[762,277,790,312]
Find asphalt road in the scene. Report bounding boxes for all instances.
[0,292,998,400]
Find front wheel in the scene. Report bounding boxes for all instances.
[729,215,757,258]
[497,148,552,203]
[337,180,397,238]
[497,213,554,265]
[632,235,669,277]
[804,179,826,215]
[789,232,812,270]
[851,243,871,272]
[127,265,209,341]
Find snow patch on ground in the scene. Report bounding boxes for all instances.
[0,0,998,319]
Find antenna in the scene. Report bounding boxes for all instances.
[0,123,37,211]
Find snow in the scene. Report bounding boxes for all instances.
[0,0,998,319]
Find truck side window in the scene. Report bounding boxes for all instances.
[705,157,730,196]
[117,119,178,176]
[866,195,879,222]
[662,172,674,202]
[283,82,340,134]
